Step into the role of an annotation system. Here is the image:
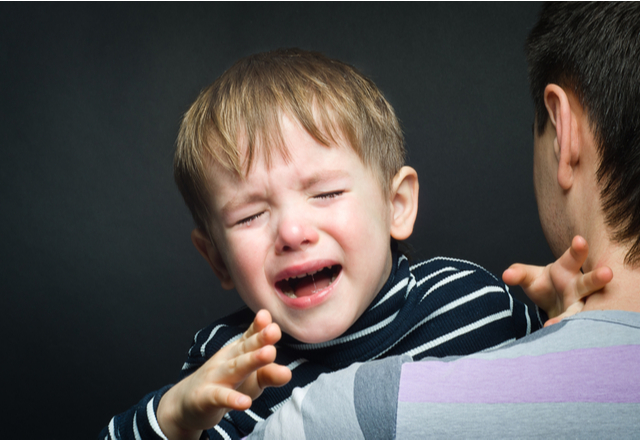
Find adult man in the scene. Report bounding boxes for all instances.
[247,3,640,438]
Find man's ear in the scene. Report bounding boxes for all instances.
[544,84,580,190]
[191,228,234,290]
[389,166,419,240]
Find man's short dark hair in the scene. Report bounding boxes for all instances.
[526,2,640,265]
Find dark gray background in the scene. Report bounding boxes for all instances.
[0,3,551,438]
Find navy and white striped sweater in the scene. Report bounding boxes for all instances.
[101,252,545,440]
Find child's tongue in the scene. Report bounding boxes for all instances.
[293,271,332,297]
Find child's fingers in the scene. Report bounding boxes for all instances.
[573,266,613,300]
[207,386,253,412]
[504,263,559,313]
[237,363,292,399]
[502,263,542,288]
[231,321,282,362]
[559,235,589,272]
[256,364,292,389]
[244,311,280,348]
[224,311,281,361]
[221,345,279,385]
[543,300,584,327]
[243,309,274,340]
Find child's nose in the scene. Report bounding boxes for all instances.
[275,217,319,254]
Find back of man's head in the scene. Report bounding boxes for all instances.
[526,2,640,265]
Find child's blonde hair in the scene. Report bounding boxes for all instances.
[174,48,405,235]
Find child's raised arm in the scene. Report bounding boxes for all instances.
[502,236,613,327]
[156,309,292,440]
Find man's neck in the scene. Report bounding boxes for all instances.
[583,248,640,313]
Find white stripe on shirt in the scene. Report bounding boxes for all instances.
[420,270,475,302]
[214,425,233,440]
[536,306,544,328]
[221,333,242,348]
[187,328,203,357]
[287,358,308,370]
[415,267,460,288]
[200,324,227,357]
[133,412,142,440]
[245,409,265,422]
[406,273,417,298]
[372,277,408,309]
[405,310,512,358]
[146,398,168,440]
[371,286,504,360]
[426,286,505,322]
[422,256,500,279]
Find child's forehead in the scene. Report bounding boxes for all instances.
[201,111,388,204]
[233,113,353,173]
[204,120,363,188]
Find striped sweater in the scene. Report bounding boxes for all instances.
[100,252,544,440]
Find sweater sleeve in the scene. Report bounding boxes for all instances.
[508,285,547,338]
[456,257,548,337]
[98,386,172,440]
[461,261,548,345]
[97,387,244,440]
[98,309,254,440]
[404,257,548,361]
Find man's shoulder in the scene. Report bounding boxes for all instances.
[249,356,413,440]
[567,309,640,328]
[470,310,640,361]
[393,311,640,439]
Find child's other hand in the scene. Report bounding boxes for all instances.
[156,309,292,440]
[502,236,613,328]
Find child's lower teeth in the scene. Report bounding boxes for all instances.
[282,268,338,298]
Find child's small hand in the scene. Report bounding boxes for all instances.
[502,236,613,328]
[156,309,292,440]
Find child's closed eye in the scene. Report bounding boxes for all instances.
[314,191,344,200]
[237,212,264,226]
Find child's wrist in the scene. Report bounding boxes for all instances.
[157,387,203,440]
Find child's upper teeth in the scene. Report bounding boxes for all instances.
[280,266,339,298]
[289,269,320,281]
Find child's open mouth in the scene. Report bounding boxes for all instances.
[276,265,341,298]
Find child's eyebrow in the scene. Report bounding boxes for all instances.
[299,170,350,190]
[220,192,265,218]
[220,170,350,217]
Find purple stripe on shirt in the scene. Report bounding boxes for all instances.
[399,345,640,404]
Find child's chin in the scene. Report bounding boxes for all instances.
[287,321,350,344]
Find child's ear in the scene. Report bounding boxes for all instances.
[191,228,235,290]
[389,166,419,240]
